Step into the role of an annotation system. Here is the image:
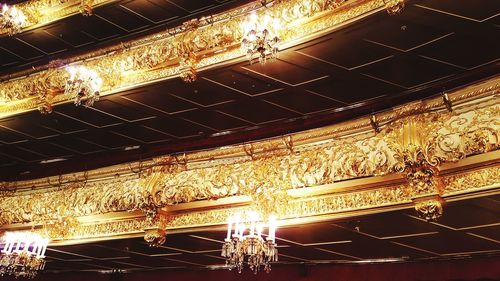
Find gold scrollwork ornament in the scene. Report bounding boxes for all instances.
[144,228,167,247]
[414,198,444,222]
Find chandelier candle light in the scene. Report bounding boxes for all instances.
[0,232,49,279]
[65,65,103,107]
[241,12,281,64]
[221,212,278,273]
[0,4,26,35]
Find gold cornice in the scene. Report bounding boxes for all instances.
[4,163,499,245]
[2,76,497,191]
[0,0,119,36]
[0,0,386,117]
[1,158,498,245]
[0,76,498,241]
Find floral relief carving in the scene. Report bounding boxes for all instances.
[0,101,498,227]
[442,166,500,195]
[414,198,443,222]
[424,106,500,164]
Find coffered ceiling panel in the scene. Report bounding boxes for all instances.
[263,89,345,114]
[114,255,185,268]
[243,60,327,86]
[280,246,355,261]
[0,145,46,162]
[169,0,218,13]
[305,75,400,105]
[204,70,283,97]
[361,55,459,88]
[36,113,90,134]
[417,33,500,69]
[95,6,151,32]
[417,0,499,21]
[120,0,181,23]
[428,197,500,229]
[468,226,500,243]
[297,37,394,69]
[46,260,106,271]
[362,17,452,52]
[75,129,139,149]
[0,117,59,139]
[111,124,172,144]
[43,22,95,48]
[177,109,250,131]
[1,37,45,60]
[141,117,214,139]
[122,90,198,114]
[0,153,18,167]
[52,245,130,260]
[54,107,123,128]
[163,233,223,253]
[48,135,106,155]
[171,253,224,266]
[336,213,440,239]
[0,48,22,67]
[91,99,156,122]
[277,224,353,245]
[217,99,299,124]
[0,127,29,144]
[393,231,499,255]
[320,237,430,259]
[18,31,71,55]
[78,15,126,40]
[16,141,75,159]
[167,78,240,106]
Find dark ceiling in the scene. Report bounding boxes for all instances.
[41,195,500,274]
[0,0,499,181]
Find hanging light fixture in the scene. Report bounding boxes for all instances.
[0,4,26,35]
[221,212,278,273]
[65,65,103,107]
[0,231,49,279]
[241,12,281,64]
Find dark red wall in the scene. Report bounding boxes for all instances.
[6,257,500,281]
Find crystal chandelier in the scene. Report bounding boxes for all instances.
[65,65,103,107]
[221,212,278,273]
[0,232,49,279]
[0,4,26,35]
[241,12,281,64]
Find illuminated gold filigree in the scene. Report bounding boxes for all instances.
[414,198,443,222]
[14,163,498,243]
[442,166,500,196]
[144,228,166,247]
[0,96,498,227]
[0,0,114,36]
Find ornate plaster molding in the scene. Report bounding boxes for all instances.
[0,86,498,229]
[0,0,385,117]
[0,0,116,36]
[442,165,500,196]
[23,163,500,243]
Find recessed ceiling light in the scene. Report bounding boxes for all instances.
[39,158,67,164]
[123,145,140,151]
